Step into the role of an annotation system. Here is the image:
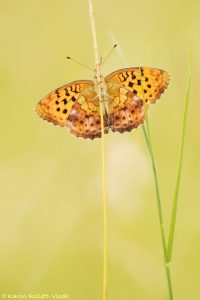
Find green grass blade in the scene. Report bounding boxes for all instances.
[142,123,166,253]
[166,45,191,262]
[142,122,173,300]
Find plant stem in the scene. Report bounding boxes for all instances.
[166,44,191,262]
[88,1,108,299]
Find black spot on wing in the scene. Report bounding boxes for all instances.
[132,73,136,80]
[71,96,76,102]
[128,82,134,88]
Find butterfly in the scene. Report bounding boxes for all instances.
[35,67,170,139]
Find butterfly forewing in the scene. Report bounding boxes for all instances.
[35,80,93,127]
[106,67,170,106]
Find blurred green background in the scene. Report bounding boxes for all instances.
[0,0,199,299]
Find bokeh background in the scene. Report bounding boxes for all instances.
[0,0,199,299]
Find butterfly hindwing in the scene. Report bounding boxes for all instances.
[66,85,108,139]
[106,84,145,133]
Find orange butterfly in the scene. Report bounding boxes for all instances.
[35,67,170,139]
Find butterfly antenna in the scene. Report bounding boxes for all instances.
[100,44,117,68]
[66,57,94,72]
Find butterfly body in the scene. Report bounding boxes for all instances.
[35,67,170,139]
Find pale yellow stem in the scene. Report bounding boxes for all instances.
[88,1,108,300]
